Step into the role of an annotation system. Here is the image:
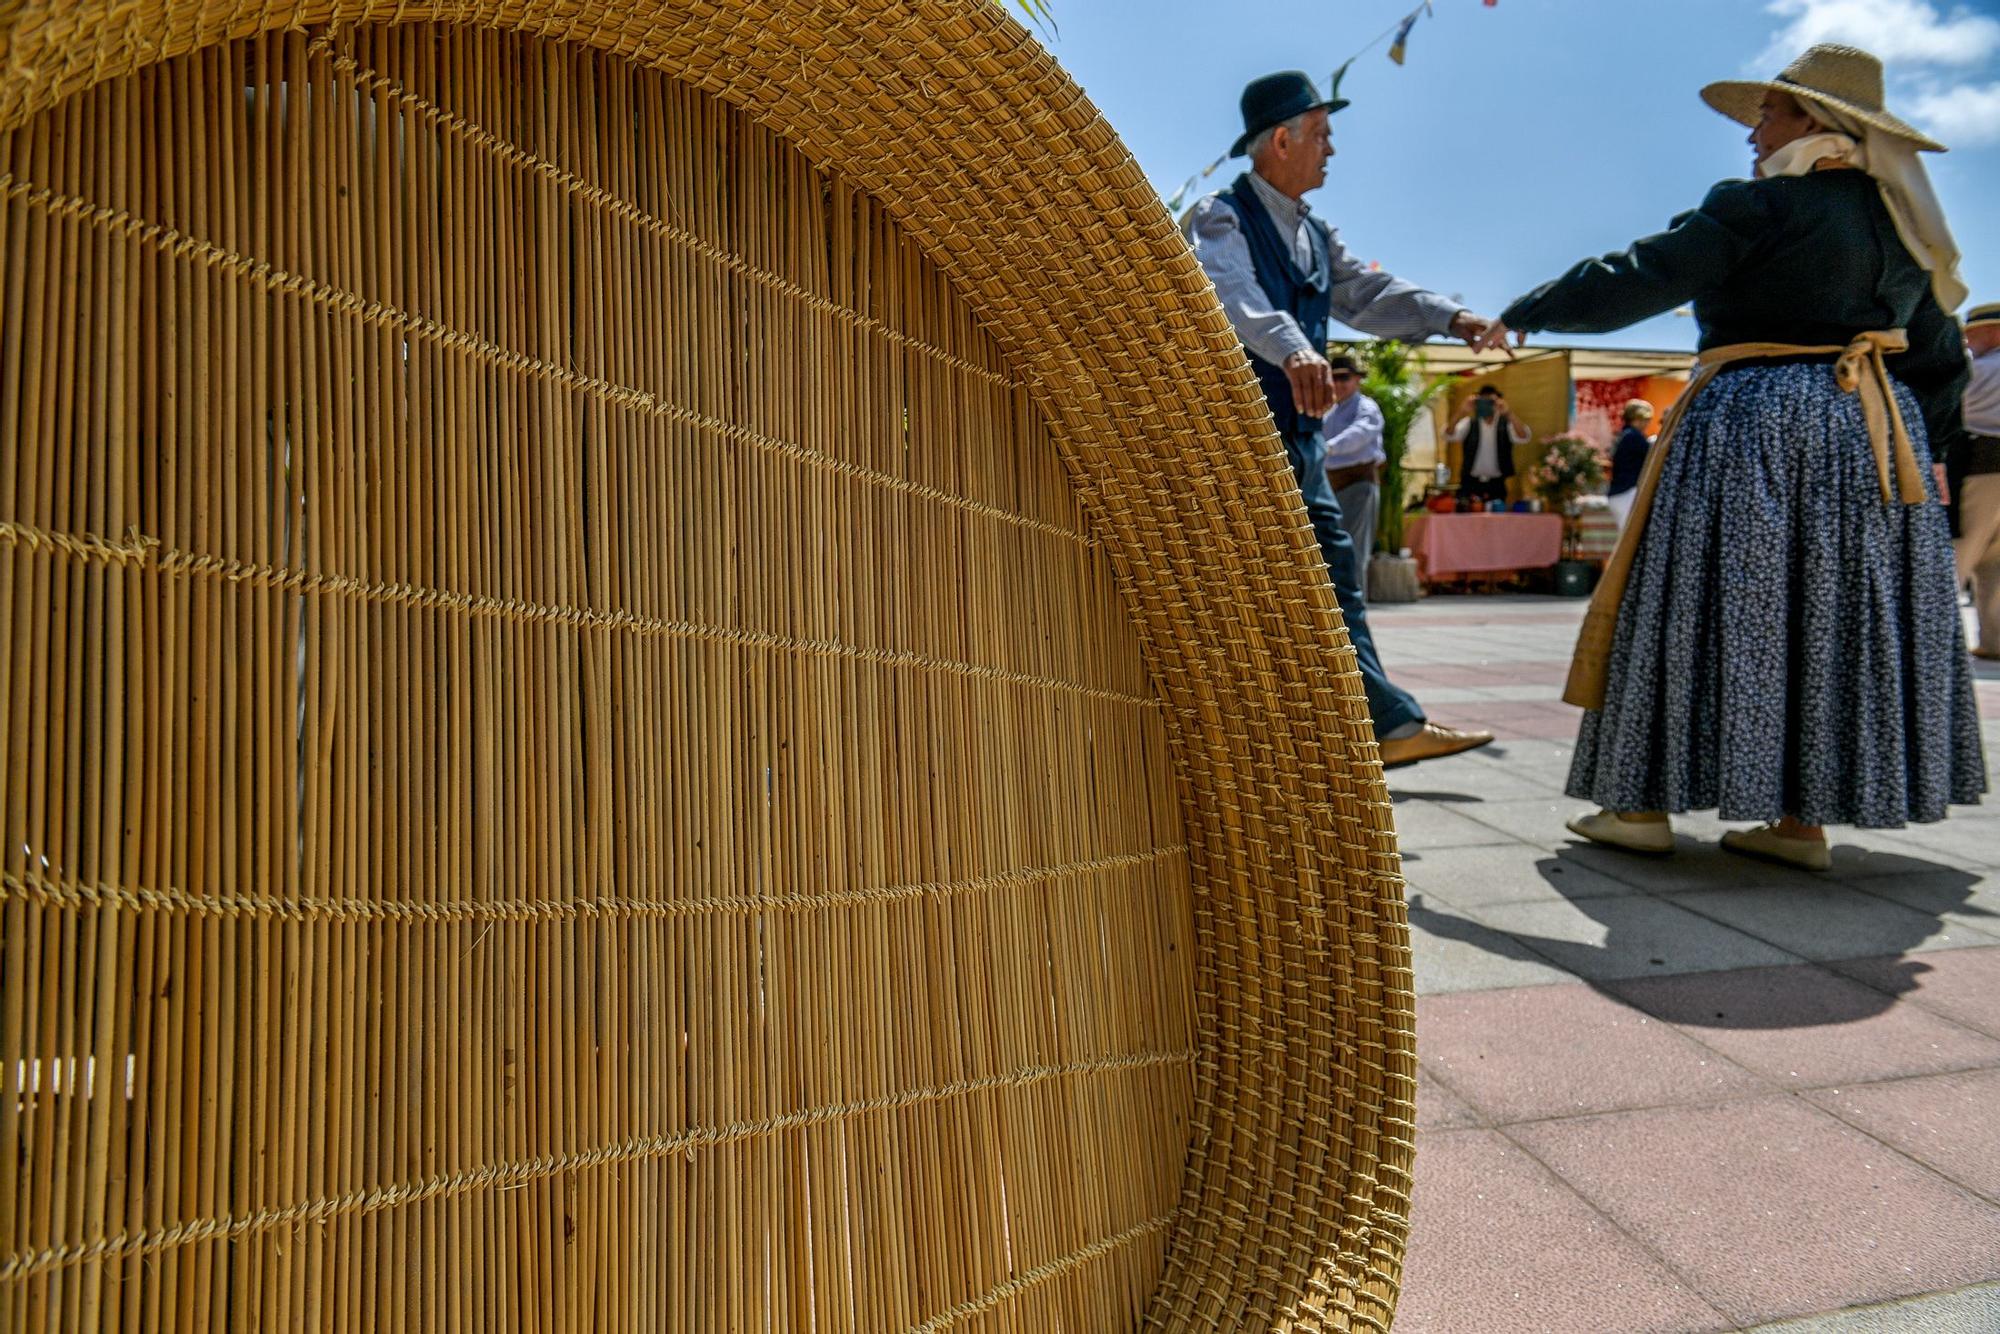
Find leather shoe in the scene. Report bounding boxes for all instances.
[1721,825,1831,872]
[1565,809,1674,855]
[1378,722,1495,769]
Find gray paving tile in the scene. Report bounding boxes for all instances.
[1671,883,1999,964]
[1743,1281,2000,1331]
[1845,870,2000,939]
[1868,820,2000,869]
[1829,827,1992,876]
[1402,843,1637,911]
[1555,839,1807,894]
[1390,797,1519,852]
[1406,906,1573,995]
[1465,894,1798,982]
[1391,743,1572,796]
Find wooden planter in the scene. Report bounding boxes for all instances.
[0,5,1415,1328]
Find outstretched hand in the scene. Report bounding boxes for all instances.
[1450,310,1525,356]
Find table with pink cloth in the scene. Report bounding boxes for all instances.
[1404,512,1566,581]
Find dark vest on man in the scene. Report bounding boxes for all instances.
[1216,173,1332,442]
[1465,412,1521,481]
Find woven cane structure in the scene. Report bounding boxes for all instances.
[0,3,1414,1330]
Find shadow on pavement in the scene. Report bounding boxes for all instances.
[1406,849,1990,1029]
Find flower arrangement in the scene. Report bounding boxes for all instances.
[1529,434,1606,512]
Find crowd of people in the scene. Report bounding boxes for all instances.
[1184,43,1988,863]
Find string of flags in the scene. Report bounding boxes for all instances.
[1165,0,1497,212]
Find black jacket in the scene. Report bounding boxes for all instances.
[1502,171,1967,474]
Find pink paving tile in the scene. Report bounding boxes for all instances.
[1396,1128,1729,1334]
[1426,700,1584,743]
[1807,1069,2000,1205]
[1416,1065,1482,1130]
[1605,962,2000,1088]
[1395,659,1575,690]
[1830,946,2000,1039]
[1416,983,1770,1125]
[1508,1097,2000,1326]
[1392,607,1605,628]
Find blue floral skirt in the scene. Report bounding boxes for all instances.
[1567,363,1986,828]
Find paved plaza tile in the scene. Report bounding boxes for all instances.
[1373,594,2000,1332]
[1395,1129,1732,1334]
[1507,1098,2000,1326]
[1417,984,1771,1123]
[1605,964,2000,1088]
[1830,946,2000,1039]
[1805,1069,2000,1206]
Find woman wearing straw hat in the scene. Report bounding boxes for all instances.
[1497,44,1984,871]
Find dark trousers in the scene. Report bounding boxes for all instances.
[1459,476,1509,506]
[1283,431,1424,738]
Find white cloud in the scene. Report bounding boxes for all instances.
[1760,0,2000,69]
[1907,79,2000,146]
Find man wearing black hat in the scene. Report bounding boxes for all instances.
[1184,70,1506,766]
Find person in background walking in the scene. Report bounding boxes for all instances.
[1183,70,1507,767]
[1605,399,1654,528]
[1321,352,1387,597]
[1499,44,1983,870]
[1955,301,2000,660]
[1447,386,1531,506]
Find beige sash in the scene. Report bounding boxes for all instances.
[1565,330,1925,710]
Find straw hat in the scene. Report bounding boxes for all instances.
[1967,302,2000,329]
[1701,44,1944,153]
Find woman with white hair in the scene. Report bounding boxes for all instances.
[1499,45,1983,870]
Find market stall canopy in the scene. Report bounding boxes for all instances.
[1415,344,1697,382]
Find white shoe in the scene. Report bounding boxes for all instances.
[1721,825,1831,872]
[1565,809,1674,855]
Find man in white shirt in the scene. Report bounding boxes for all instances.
[1320,353,1386,594]
[1447,386,1532,506]
[1956,300,2000,659]
[1182,70,1504,767]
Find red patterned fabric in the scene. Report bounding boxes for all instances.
[1573,377,1648,451]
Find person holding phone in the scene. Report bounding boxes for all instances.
[1447,385,1532,506]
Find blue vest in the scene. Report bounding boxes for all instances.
[1217,173,1333,442]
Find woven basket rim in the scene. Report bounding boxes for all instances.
[0,4,1417,1327]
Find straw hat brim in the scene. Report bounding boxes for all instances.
[1700,79,1945,153]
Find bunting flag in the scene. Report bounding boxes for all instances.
[1161,0,1485,211]
[1327,56,1356,103]
[1165,152,1230,215]
[1388,11,1419,65]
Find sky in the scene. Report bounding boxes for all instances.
[1021,0,2000,351]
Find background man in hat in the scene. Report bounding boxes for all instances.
[1183,70,1507,766]
[1958,301,2000,660]
[1320,351,1385,593]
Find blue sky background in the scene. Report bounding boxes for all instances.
[1023,0,2000,351]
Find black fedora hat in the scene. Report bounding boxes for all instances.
[1230,70,1348,158]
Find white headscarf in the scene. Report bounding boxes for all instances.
[1758,98,1967,312]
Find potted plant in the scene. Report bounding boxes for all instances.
[1529,434,1607,596]
[1350,339,1450,603]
